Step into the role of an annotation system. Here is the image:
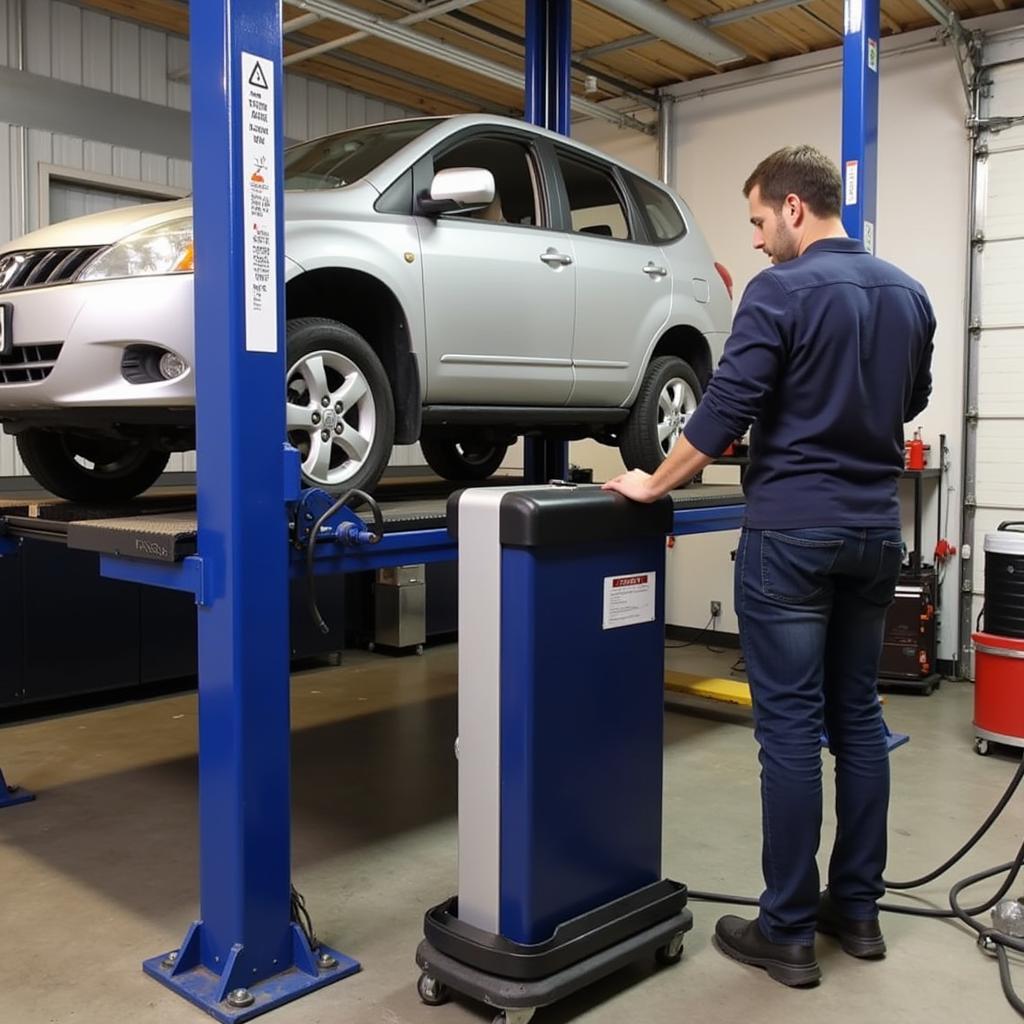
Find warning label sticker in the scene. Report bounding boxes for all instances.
[241,51,277,353]
[844,160,858,207]
[603,572,656,630]
[864,219,875,255]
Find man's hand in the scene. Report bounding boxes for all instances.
[602,469,659,503]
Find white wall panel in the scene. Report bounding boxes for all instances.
[111,18,140,98]
[166,35,189,111]
[82,9,112,92]
[983,148,1024,239]
[987,61,1024,151]
[24,0,50,77]
[51,1,81,85]
[975,420,1024,509]
[0,0,10,68]
[980,238,1024,327]
[978,329,1024,416]
[140,27,167,107]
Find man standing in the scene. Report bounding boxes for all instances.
[604,146,935,987]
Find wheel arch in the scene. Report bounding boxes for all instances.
[286,268,421,445]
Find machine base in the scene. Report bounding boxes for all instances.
[416,910,692,1020]
[143,922,359,1023]
[423,878,688,981]
[973,725,1024,757]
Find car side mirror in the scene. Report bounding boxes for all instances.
[417,167,496,217]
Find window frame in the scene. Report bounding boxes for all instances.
[410,126,554,230]
[624,172,689,245]
[39,164,186,228]
[547,144,653,246]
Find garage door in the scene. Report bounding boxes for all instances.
[48,180,152,224]
[963,49,1024,672]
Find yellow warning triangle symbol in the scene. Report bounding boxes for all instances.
[249,62,269,90]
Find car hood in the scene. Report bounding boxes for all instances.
[2,198,194,253]
[2,183,380,257]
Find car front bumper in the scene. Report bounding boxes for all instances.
[0,274,196,414]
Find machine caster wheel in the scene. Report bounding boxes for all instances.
[975,737,991,756]
[416,973,450,1006]
[655,931,685,966]
[415,644,424,656]
[492,1011,535,1024]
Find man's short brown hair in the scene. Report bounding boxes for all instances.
[743,146,842,219]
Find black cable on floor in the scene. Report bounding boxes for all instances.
[885,758,1024,891]
[665,616,714,649]
[688,758,1024,1016]
[291,884,320,951]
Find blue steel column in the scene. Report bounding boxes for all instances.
[523,0,571,483]
[142,1,357,1019]
[841,0,880,252]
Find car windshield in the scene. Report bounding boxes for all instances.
[284,119,442,190]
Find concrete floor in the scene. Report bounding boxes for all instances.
[1,643,1022,1024]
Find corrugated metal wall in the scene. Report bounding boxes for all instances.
[0,0,421,481]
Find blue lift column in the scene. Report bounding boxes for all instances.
[142,2,357,1019]
[523,0,571,485]
[841,0,880,251]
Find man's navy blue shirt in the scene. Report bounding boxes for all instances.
[684,238,935,529]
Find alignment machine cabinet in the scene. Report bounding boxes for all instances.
[416,484,692,1024]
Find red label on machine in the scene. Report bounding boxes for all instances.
[613,575,649,588]
[603,572,656,630]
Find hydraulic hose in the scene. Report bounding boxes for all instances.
[304,488,383,634]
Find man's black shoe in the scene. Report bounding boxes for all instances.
[817,891,886,959]
[713,915,821,987]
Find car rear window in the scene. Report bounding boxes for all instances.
[556,153,632,240]
[285,119,441,190]
[629,175,687,242]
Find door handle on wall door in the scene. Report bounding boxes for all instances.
[540,249,573,267]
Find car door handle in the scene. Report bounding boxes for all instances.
[540,249,573,267]
[643,262,668,277]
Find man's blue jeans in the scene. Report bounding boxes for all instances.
[735,527,904,945]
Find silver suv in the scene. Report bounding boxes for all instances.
[0,115,731,502]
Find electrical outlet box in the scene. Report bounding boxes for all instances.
[710,600,722,619]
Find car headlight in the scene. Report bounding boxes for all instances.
[78,218,194,282]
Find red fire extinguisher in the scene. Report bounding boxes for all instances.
[906,428,926,471]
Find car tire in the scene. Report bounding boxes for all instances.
[420,437,509,481]
[15,429,170,503]
[619,356,703,475]
[286,318,395,496]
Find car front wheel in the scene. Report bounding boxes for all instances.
[15,430,170,503]
[285,317,395,496]
[619,356,703,474]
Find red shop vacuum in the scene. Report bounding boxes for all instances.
[973,521,1024,756]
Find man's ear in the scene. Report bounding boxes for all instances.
[785,192,804,225]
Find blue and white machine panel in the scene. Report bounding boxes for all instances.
[454,486,673,945]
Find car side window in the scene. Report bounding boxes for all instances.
[556,152,631,240]
[629,175,687,242]
[432,135,541,227]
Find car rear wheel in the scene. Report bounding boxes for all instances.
[420,437,509,481]
[619,356,702,475]
[286,318,395,496]
[15,430,170,503]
